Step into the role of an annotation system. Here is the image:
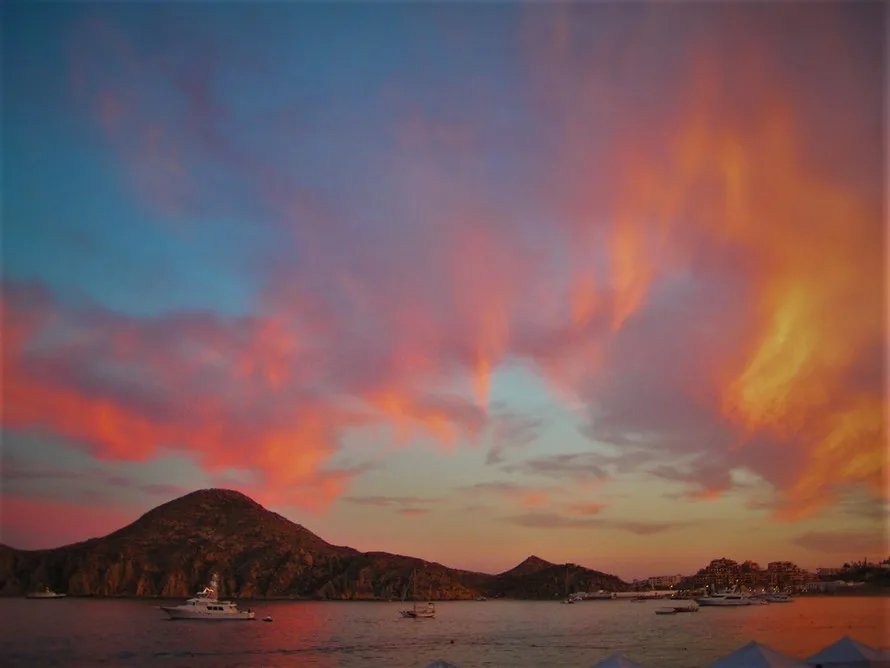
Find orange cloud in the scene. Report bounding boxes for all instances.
[667,57,883,518]
[520,3,885,519]
[569,503,607,516]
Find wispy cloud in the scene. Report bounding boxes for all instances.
[504,512,695,536]
[485,410,545,465]
[1,458,188,499]
[458,481,555,509]
[342,495,441,508]
[793,531,888,555]
[503,452,610,483]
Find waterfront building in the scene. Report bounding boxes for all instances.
[645,574,683,589]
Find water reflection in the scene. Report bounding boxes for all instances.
[0,597,886,667]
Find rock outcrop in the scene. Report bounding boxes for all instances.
[0,489,629,599]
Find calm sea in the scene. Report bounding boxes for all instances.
[0,596,886,667]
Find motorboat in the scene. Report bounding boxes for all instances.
[656,606,678,615]
[672,601,699,613]
[695,593,753,607]
[160,574,255,620]
[26,587,66,599]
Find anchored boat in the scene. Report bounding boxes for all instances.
[160,574,255,620]
[26,587,66,599]
[399,568,436,619]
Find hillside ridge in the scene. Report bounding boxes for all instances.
[0,488,629,599]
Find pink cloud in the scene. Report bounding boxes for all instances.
[0,495,140,549]
[396,508,430,518]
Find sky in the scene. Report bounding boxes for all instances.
[1,1,886,581]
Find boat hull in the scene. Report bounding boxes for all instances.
[26,593,66,599]
[161,606,255,620]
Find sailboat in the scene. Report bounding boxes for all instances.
[399,568,435,619]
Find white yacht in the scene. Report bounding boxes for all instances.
[695,592,753,607]
[26,587,66,599]
[160,574,255,620]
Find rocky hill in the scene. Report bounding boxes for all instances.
[0,488,629,599]
[498,554,556,578]
[492,559,625,599]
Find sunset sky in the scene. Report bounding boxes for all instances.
[1,1,886,580]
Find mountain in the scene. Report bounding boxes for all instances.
[499,554,556,578]
[0,488,629,599]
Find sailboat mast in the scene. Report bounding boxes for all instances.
[413,568,417,613]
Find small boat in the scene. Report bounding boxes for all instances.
[655,607,678,615]
[160,574,255,620]
[262,616,273,622]
[474,595,487,601]
[26,587,66,599]
[401,603,436,618]
[764,593,793,603]
[399,568,436,619]
[672,602,699,613]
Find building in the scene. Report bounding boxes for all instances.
[687,558,740,590]
[738,561,764,589]
[646,574,683,589]
[683,558,814,591]
[816,567,843,577]
[766,561,813,588]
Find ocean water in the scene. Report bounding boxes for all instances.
[0,596,886,667]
